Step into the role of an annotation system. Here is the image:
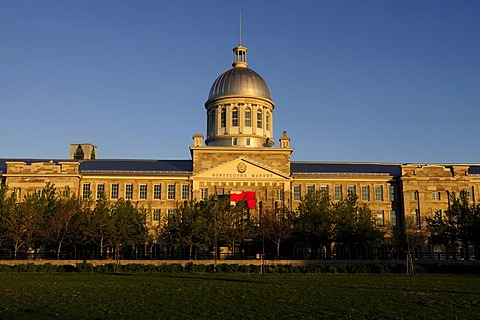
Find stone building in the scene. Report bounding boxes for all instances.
[1,43,480,248]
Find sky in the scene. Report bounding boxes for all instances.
[1,0,479,164]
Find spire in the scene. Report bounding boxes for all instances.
[232,10,248,68]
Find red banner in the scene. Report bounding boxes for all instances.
[230,192,256,209]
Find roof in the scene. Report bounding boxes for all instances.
[468,166,480,175]
[79,159,192,173]
[291,162,402,177]
[207,67,272,102]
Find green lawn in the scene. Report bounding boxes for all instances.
[0,273,479,319]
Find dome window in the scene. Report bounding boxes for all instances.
[232,107,239,127]
[257,109,263,129]
[245,107,251,127]
[220,108,226,128]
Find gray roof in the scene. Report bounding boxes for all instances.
[291,162,402,177]
[208,67,272,102]
[79,159,192,173]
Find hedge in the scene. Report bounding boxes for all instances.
[0,262,477,274]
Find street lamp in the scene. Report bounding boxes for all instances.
[213,187,219,272]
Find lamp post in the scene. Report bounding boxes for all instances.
[213,187,219,272]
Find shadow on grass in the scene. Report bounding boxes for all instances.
[152,273,271,284]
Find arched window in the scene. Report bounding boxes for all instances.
[232,107,238,127]
[266,112,270,131]
[220,107,226,128]
[257,109,263,129]
[74,145,84,160]
[245,107,251,127]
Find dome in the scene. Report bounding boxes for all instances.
[207,45,273,103]
[207,67,272,102]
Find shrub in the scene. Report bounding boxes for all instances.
[95,263,117,273]
[76,263,95,273]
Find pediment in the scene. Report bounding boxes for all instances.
[193,158,290,180]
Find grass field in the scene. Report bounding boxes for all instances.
[0,273,479,319]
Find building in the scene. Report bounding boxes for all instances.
[1,43,480,247]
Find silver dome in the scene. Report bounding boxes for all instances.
[207,67,272,102]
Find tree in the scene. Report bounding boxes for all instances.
[334,195,383,258]
[217,199,256,257]
[38,186,82,259]
[160,200,212,260]
[0,186,31,258]
[106,199,148,261]
[427,190,480,260]
[80,196,111,258]
[295,192,335,259]
[261,204,295,258]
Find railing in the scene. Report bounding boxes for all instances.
[0,251,477,261]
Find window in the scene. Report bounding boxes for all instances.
[220,108,226,128]
[257,109,262,128]
[347,185,356,197]
[391,210,397,227]
[361,186,370,201]
[245,107,251,126]
[111,183,119,199]
[139,184,147,200]
[232,137,237,145]
[266,112,270,130]
[376,210,385,226]
[307,185,315,195]
[320,185,329,196]
[389,185,395,202]
[125,184,133,200]
[275,189,284,201]
[432,192,441,201]
[153,184,162,200]
[181,184,190,200]
[334,185,342,201]
[293,185,301,201]
[168,209,176,219]
[411,191,418,201]
[82,183,91,199]
[96,183,105,199]
[13,188,21,199]
[375,186,383,201]
[412,209,421,229]
[167,184,176,200]
[35,189,45,197]
[246,138,251,146]
[153,209,161,222]
[470,186,475,202]
[232,107,238,126]
[61,187,69,198]
[201,188,208,200]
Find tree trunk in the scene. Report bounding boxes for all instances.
[276,240,281,259]
[57,240,63,260]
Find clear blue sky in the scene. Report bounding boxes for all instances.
[1,0,479,163]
